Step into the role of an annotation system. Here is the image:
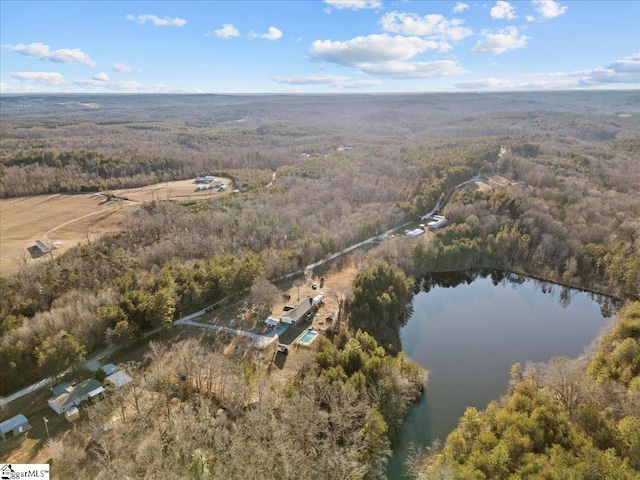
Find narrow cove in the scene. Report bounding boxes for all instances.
[387,269,618,477]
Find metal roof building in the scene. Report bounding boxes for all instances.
[0,414,31,440]
[48,378,104,415]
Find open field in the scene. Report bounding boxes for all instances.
[110,177,233,203]
[0,178,232,275]
[0,193,132,275]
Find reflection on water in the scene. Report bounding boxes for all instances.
[387,269,618,478]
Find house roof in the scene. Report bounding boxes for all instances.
[52,381,75,396]
[0,414,29,434]
[283,297,314,323]
[49,378,103,410]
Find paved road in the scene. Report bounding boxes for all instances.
[176,317,282,349]
[0,304,214,405]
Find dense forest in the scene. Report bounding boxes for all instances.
[1,92,639,477]
[45,332,424,479]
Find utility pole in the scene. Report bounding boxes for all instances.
[43,416,49,438]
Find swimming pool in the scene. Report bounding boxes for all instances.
[297,330,319,347]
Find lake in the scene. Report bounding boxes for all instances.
[386,269,618,478]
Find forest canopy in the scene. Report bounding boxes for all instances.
[1,92,639,478]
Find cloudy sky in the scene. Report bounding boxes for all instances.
[1,0,638,93]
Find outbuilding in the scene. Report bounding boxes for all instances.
[106,370,133,388]
[264,317,280,327]
[427,215,447,230]
[0,414,31,440]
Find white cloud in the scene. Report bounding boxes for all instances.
[4,71,196,93]
[92,72,110,82]
[249,26,283,41]
[73,71,154,91]
[261,26,283,41]
[323,0,382,11]
[210,24,240,38]
[271,74,381,88]
[0,82,10,93]
[578,53,640,85]
[74,76,145,91]
[10,71,67,86]
[490,1,517,20]
[112,62,134,73]
[380,11,473,49]
[471,27,529,54]
[455,54,640,91]
[307,33,467,80]
[126,14,186,27]
[453,3,469,13]
[309,34,438,67]
[532,0,567,19]
[455,77,589,91]
[3,42,96,67]
[455,76,578,90]
[75,77,195,92]
[525,15,536,22]
[455,78,515,89]
[359,60,468,78]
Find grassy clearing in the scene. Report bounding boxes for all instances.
[0,178,232,275]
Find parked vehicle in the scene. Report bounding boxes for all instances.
[277,344,288,354]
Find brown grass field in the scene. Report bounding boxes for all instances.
[0,178,232,276]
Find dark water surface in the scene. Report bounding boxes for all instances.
[387,270,616,478]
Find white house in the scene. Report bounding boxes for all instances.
[48,378,104,415]
[281,298,315,325]
[425,215,447,230]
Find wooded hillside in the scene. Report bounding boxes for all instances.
[1,92,639,478]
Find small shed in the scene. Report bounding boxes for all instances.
[64,407,80,423]
[0,414,31,440]
[405,228,424,237]
[264,317,279,327]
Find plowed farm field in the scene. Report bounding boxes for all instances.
[0,178,232,275]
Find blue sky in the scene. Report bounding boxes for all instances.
[1,0,638,93]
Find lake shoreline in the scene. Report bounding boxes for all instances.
[387,268,616,477]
